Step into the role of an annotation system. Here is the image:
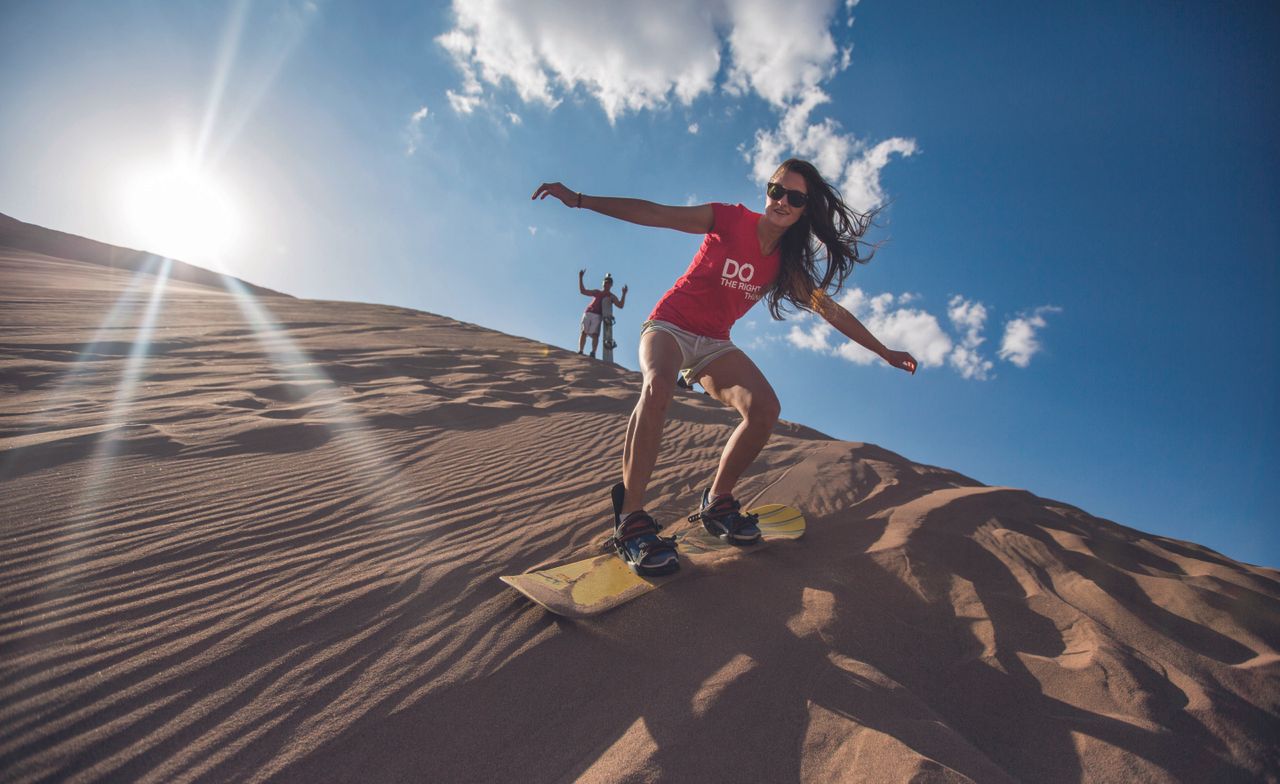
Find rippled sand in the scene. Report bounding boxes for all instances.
[2,236,1277,782]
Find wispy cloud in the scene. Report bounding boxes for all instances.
[725,0,914,212]
[688,122,700,135]
[404,104,429,155]
[947,295,993,380]
[1000,306,1062,367]
[785,289,1058,379]
[445,89,483,115]
[437,28,485,115]
[743,90,917,213]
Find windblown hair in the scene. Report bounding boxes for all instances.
[766,158,879,320]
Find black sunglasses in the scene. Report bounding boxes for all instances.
[767,181,808,208]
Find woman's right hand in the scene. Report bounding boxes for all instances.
[532,182,578,208]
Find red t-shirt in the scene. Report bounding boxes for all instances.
[584,291,608,314]
[649,203,780,340]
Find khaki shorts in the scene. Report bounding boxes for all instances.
[641,320,742,383]
[580,312,602,336]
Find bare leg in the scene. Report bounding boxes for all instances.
[578,329,587,353]
[621,330,682,515]
[696,350,781,498]
[590,333,600,355]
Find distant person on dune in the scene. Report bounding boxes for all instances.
[577,270,626,358]
[533,159,917,575]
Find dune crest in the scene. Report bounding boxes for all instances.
[1,233,1277,782]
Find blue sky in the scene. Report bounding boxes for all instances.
[2,1,1276,567]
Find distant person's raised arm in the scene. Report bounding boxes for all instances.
[533,182,713,235]
[613,284,628,309]
[578,269,591,296]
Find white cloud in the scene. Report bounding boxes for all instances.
[947,295,993,380]
[947,296,986,340]
[741,82,917,212]
[840,136,919,213]
[721,0,844,108]
[787,320,833,351]
[437,28,486,115]
[688,122,700,135]
[528,225,538,236]
[437,0,725,123]
[999,306,1061,367]
[836,308,952,367]
[785,289,1054,380]
[744,91,917,212]
[436,0,854,121]
[404,104,429,155]
[788,288,952,369]
[508,111,523,125]
[948,346,989,380]
[437,1,914,210]
[844,291,953,368]
[446,89,483,115]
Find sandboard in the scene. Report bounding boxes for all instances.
[500,503,805,618]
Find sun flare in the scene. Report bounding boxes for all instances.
[121,162,240,264]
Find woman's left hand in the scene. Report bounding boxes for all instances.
[884,350,918,375]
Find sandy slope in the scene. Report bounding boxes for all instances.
[1,246,1277,783]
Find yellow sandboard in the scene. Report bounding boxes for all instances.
[500,503,805,618]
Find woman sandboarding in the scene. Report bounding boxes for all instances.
[533,158,917,575]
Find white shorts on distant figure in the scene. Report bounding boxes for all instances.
[580,312,602,336]
[641,319,742,384]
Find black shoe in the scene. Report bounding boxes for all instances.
[689,488,761,545]
[609,483,679,575]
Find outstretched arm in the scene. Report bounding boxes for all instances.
[533,182,713,235]
[812,290,918,374]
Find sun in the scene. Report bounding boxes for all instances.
[121,161,240,265]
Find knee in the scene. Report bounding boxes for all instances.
[747,393,781,429]
[639,375,676,413]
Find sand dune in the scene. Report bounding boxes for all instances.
[1,235,1277,782]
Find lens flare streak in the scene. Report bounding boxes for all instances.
[75,258,174,509]
[222,278,407,503]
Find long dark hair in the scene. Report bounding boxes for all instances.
[766,158,879,320]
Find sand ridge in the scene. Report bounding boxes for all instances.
[1,245,1278,782]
